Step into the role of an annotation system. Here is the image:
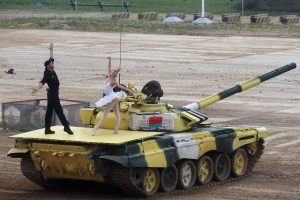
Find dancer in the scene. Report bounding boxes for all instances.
[32,43,73,135]
[92,56,133,135]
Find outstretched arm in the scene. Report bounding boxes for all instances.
[116,83,134,95]
[48,43,54,59]
[32,82,43,95]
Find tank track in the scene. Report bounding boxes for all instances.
[20,154,64,188]
[20,139,264,197]
[247,139,265,172]
[109,139,265,198]
[109,163,146,197]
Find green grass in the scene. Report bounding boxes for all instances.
[0,0,298,15]
[1,17,299,38]
[1,1,299,37]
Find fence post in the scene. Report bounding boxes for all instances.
[75,0,77,10]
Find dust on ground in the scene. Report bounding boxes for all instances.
[0,28,299,200]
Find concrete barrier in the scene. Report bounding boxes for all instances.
[222,13,241,23]
[250,14,270,23]
[138,12,158,21]
[112,12,130,19]
[280,15,299,24]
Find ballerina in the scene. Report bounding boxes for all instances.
[92,56,133,135]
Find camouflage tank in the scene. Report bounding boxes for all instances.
[7,63,296,197]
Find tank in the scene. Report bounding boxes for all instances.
[7,63,296,197]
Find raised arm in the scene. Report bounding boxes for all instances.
[32,43,53,95]
[107,56,112,75]
[48,43,54,59]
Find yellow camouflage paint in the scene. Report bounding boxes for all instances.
[180,112,201,126]
[232,128,259,150]
[232,127,268,151]
[138,140,167,167]
[30,143,105,182]
[240,78,262,91]
[192,131,217,156]
[199,95,221,109]
[94,111,129,130]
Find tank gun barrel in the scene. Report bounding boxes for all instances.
[184,63,297,110]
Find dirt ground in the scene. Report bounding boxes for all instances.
[0,28,299,200]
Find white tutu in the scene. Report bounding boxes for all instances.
[95,91,127,107]
[95,81,127,107]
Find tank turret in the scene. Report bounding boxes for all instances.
[80,63,297,132]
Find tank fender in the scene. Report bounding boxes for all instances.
[7,139,29,158]
[100,155,129,167]
[100,154,163,168]
[93,157,126,177]
[7,147,29,158]
[100,148,180,168]
[231,127,268,152]
[172,133,201,160]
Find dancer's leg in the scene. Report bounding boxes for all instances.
[92,101,115,135]
[112,100,120,134]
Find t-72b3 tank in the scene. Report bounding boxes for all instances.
[7,63,296,197]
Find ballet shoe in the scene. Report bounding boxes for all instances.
[112,130,118,134]
[91,128,96,136]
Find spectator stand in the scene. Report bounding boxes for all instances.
[69,0,131,12]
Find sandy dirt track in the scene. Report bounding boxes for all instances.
[0,28,300,200]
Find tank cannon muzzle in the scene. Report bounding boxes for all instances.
[184,63,297,110]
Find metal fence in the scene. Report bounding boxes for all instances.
[2,99,89,131]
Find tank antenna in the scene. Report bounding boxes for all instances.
[118,0,124,84]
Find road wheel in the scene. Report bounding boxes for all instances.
[177,160,196,189]
[109,164,160,197]
[196,155,214,185]
[214,153,231,182]
[143,168,160,195]
[246,141,258,156]
[160,165,178,192]
[231,148,248,177]
[129,168,160,196]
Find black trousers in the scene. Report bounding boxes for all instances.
[45,91,69,129]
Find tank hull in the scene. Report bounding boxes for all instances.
[8,125,267,196]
